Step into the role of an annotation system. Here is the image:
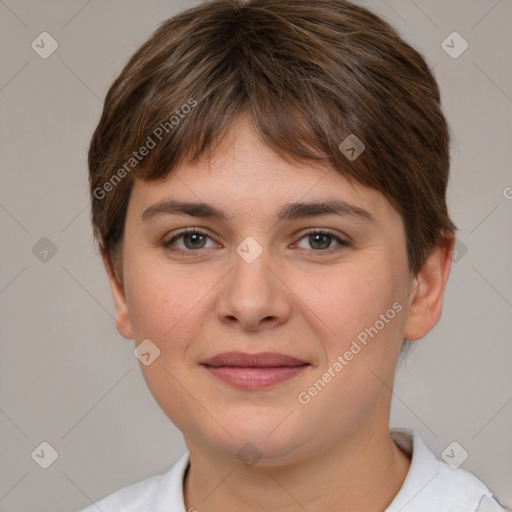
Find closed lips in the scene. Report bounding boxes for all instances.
[201,352,310,390]
[201,351,309,368]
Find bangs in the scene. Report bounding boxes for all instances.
[89,0,454,280]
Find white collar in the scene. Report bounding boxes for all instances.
[98,428,503,511]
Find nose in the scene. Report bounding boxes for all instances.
[215,242,293,332]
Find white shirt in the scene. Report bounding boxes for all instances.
[77,428,510,511]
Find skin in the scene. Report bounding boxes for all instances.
[102,114,454,512]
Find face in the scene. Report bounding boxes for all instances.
[105,115,448,465]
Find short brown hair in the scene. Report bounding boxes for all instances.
[88,0,456,283]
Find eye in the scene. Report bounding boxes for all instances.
[294,229,350,252]
[163,229,217,252]
[162,228,350,255]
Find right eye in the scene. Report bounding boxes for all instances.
[162,229,219,253]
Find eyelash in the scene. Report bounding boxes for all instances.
[162,228,350,255]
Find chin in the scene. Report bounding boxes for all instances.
[207,409,309,463]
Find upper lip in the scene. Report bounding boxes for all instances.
[202,351,309,368]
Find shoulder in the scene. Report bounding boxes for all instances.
[76,452,190,512]
[387,428,511,512]
[77,473,164,512]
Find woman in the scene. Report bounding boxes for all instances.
[80,1,509,510]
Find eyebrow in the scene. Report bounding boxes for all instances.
[141,198,374,223]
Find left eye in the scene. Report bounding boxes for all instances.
[294,230,349,251]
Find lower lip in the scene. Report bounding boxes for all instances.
[203,365,308,389]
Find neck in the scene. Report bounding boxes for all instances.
[183,425,411,512]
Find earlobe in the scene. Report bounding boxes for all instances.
[403,234,455,341]
[100,245,134,340]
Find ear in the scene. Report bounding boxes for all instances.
[100,245,133,340]
[403,234,455,340]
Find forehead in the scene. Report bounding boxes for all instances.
[127,116,399,227]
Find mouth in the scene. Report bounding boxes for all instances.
[201,351,310,390]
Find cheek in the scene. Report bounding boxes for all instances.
[293,264,406,428]
[122,259,210,424]
[299,261,399,347]
[123,256,208,348]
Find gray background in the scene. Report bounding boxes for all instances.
[0,0,511,510]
